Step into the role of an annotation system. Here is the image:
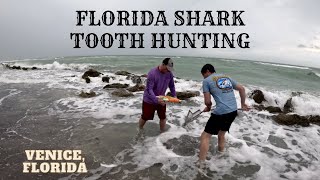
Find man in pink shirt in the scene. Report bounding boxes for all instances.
[138,58,176,132]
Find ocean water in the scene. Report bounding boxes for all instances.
[0,56,319,179]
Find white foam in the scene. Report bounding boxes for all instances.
[9,61,94,71]
[256,62,310,70]
[0,89,22,105]
[292,94,320,116]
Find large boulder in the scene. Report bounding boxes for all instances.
[250,90,265,104]
[82,69,102,79]
[166,91,200,100]
[103,83,129,89]
[127,84,145,92]
[79,91,96,98]
[111,89,134,97]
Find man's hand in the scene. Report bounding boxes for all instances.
[202,106,211,112]
[241,103,250,111]
[158,98,166,106]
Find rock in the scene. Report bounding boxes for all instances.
[163,135,199,156]
[82,69,102,79]
[111,89,134,97]
[273,113,309,126]
[22,67,28,70]
[127,84,145,92]
[308,115,320,125]
[141,74,147,78]
[250,90,265,104]
[115,70,131,76]
[166,91,200,100]
[12,66,21,70]
[265,106,282,113]
[32,67,38,70]
[131,76,142,84]
[85,77,91,83]
[253,105,265,111]
[102,76,110,83]
[253,105,282,113]
[267,135,289,149]
[103,83,129,89]
[79,91,96,98]
[283,98,293,113]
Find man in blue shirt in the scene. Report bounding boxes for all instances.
[199,64,249,161]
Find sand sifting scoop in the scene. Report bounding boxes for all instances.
[183,109,203,126]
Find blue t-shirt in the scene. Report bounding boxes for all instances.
[202,73,238,115]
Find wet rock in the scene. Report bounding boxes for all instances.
[166,91,200,100]
[115,70,131,76]
[141,74,147,78]
[127,84,145,92]
[111,89,134,97]
[267,135,290,149]
[170,164,178,171]
[82,69,102,79]
[254,105,282,113]
[308,115,320,125]
[273,113,309,126]
[79,91,96,98]
[85,77,91,83]
[283,98,293,113]
[103,83,129,89]
[131,76,142,84]
[250,90,265,104]
[2,64,41,70]
[265,106,282,113]
[102,76,110,83]
[12,66,21,70]
[231,163,261,177]
[163,135,199,156]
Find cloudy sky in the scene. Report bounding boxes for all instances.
[0,0,320,68]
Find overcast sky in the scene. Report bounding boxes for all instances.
[0,0,320,68]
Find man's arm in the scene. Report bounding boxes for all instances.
[235,84,249,111]
[168,75,176,97]
[203,92,212,112]
[146,73,160,104]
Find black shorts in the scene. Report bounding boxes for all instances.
[204,111,238,135]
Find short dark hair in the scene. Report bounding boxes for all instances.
[162,58,171,65]
[201,64,215,74]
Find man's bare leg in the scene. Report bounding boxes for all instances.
[139,118,146,129]
[199,131,212,161]
[218,131,227,152]
[160,118,166,132]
